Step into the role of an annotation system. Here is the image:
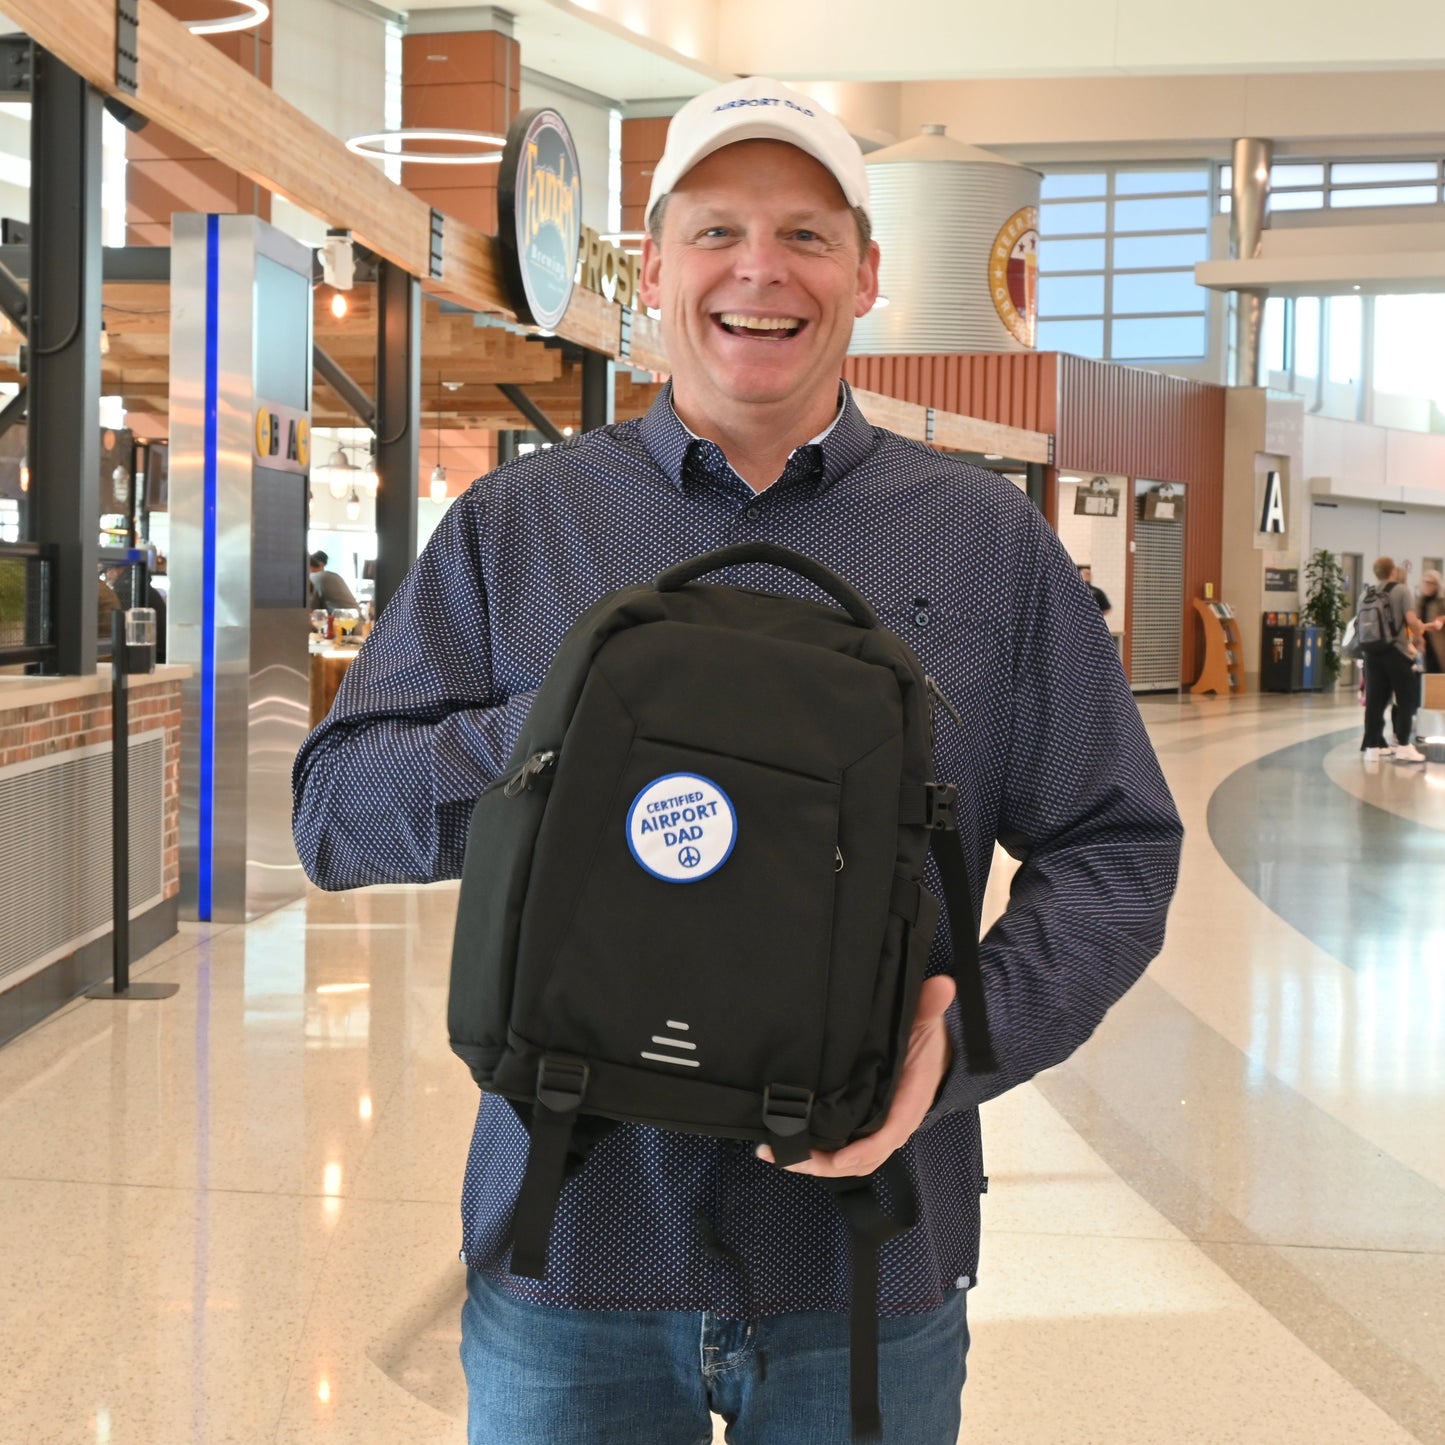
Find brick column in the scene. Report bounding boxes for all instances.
[401,28,519,235]
[125,0,273,244]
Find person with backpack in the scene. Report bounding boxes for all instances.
[292,76,1183,1445]
[1359,556,1432,762]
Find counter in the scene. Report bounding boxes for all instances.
[309,644,360,726]
[0,663,190,1044]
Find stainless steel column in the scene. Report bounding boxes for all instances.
[1229,138,1272,387]
[170,214,313,921]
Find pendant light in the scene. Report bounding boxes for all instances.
[360,439,380,498]
[320,442,358,500]
[429,374,448,503]
[345,486,362,522]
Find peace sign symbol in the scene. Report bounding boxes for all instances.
[678,845,702,869]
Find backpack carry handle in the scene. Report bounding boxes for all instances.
[657,543,878,629]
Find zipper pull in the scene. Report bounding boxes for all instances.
[502,749,557,797]
[925,675,964,731]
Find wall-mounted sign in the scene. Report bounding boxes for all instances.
[1143,485,1184,522]
[254,403,310,473]
[577,226,641,309]
[1072,479,1120,516]
[1264,567,1298,592]
[1259,469,1286,534]
[498,108,581,331]
[989,206,1039,348]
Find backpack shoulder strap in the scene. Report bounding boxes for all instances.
[508,1057,589,1279]
[930,825,998,1075]
[828,1154,920,1440]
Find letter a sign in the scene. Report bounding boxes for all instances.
[1259,470,1286,534]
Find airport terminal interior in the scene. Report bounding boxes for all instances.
[2,1,1445,1441]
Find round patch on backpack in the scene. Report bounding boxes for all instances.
[626,773,737,883]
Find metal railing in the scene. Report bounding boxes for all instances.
[0,541,57,672]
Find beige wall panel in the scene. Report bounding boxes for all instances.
[720,0,1445,81]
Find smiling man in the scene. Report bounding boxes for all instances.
[293,76,1182,1445]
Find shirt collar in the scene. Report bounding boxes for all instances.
[638,379,875,496]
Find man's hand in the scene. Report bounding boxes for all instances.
[756,974,957,1179]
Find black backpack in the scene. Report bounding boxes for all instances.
[448,542,995,1438]
[1355,582,1398,656]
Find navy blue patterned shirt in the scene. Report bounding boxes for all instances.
[292,382,1182,1318]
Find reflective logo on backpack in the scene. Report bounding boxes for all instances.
[626,773,737,883]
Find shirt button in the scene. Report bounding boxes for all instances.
[745,506,760,520]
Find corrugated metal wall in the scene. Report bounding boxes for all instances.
[842,353,1058,434]
[1052,357,1224,686]
[843,350,1225,686]
[1053,356,1223,487]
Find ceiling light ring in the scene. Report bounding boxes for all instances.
[185,0,269,36]
[345,130,506,165]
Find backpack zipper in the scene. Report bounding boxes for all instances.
[501,749,557,796]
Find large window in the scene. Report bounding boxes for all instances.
[1263,291,1445,434]
[1219,158,1445,214]
[1036,167,1211,362]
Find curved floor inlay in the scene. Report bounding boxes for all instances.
[1207,726,1445,970]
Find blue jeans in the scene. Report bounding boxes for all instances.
[460,1271,969,1444]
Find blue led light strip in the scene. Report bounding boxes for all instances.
[198,215,220,920]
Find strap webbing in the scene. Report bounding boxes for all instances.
[930,827,998,1075]
[829,1154,920,1440]
[509,1059,588,1279]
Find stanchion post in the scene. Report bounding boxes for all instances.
[88,607,179,1002]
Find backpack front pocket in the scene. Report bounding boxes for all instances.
[514,734,841,1095]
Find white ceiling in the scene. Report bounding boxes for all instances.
[404,0,728,105]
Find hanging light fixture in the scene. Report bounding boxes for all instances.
[360,439,379,497]
[430,374,448,503]
[345,486,362,522]
[316,440,359,500]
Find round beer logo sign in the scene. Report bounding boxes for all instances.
[989,206,1039,347]
[497,108,581,331]
[626,773,737,884]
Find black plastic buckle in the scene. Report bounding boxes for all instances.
[761,1083,814,1137]
[924,782,958,830]
[535,1056,589,1113]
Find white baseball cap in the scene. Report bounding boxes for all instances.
[645,77,870,231]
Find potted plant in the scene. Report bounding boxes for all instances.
[1302,548,1349,682]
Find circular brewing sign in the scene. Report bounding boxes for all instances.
[989,205,1039,347]
[626,773,737,884]
[497,108,581,331]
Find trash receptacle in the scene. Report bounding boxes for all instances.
[1299,625,1322,691]
[1260,622,1301,692]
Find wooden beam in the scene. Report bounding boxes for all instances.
[852,389,929,440]
[852,387,1051,464]
[929,411,1052,464]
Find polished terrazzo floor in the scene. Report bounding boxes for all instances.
[1,688,1442,1443]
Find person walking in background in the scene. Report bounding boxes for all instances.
[1361,556,1432,763]
[1078,563,1111,619]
